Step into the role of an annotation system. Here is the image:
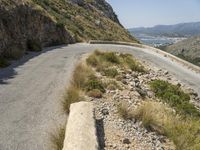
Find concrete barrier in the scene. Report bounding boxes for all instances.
[62,102,98,150]
[89,40,200,73]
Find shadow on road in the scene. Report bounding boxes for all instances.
[0,45,68,84]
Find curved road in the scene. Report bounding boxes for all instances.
[0,43,199,150]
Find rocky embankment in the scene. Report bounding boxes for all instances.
[62,50,200,149]
[85,54,199,150]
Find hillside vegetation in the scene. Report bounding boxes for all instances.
[0,0,137,66]
[31,0,136,42]
[163,36,200,66]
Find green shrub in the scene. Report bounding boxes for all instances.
[3,47,24,60]
[101,68,119,78]
[87,51,120,69]
[27,39,42,52]
[103,52,120,64]
[150,80,200,117]
[56,20,66,29]
[120,54,145,72]
[0,57,10,68]
[85,76,105,93]
[87,50,146,73]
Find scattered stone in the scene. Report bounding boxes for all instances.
[136,87,147,97]
[122,79,127,84]
[123,138,131,144]
[164,71,169,75]
[102,108,109,116]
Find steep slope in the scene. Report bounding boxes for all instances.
[0,0,137,62]
[129,22,200,37]
[164,36,200,66]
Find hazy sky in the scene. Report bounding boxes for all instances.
[106,0,200,28]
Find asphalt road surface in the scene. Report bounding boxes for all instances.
[0,43,199,150]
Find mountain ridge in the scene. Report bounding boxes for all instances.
[129,22,200,37]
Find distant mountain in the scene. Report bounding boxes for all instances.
[162,36,200,66]
[129,22,200,37]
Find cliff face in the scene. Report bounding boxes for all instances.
[0,0,74,59]
[0,0,137,60]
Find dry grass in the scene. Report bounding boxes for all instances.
[85,75,105,93]
[133,101,200,150]
[62,62,105,113]
[86,50,146,74]
[71,63,94,89]
[62,86,82,113]
[50,126,65,150]
[87,89,102,98]
[104,80,122,90]
[101,68,119,78]
[117,103,134,120]
[119,53,146,73]
[62,63,93,113]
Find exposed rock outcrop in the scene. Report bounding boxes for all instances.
[0,1,74,59]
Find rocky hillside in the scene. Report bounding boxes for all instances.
[0,0,137,62]
[164,36,200,66]
[63,50,200,150]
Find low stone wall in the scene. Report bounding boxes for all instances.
[89,40,200,73]
[62,102,98,150]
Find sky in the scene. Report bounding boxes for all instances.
[106,0,200,28]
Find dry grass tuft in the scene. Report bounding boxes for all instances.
[50,126,65,150]
[62,62,104,113]
[87,50,146,74]
[105,80,122,90]
[87,89,103,98]
[62,86,82,113]
[72,63,94,89]
[62,63,93,113]
[117,103,134,120]
[133,101,200,150]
